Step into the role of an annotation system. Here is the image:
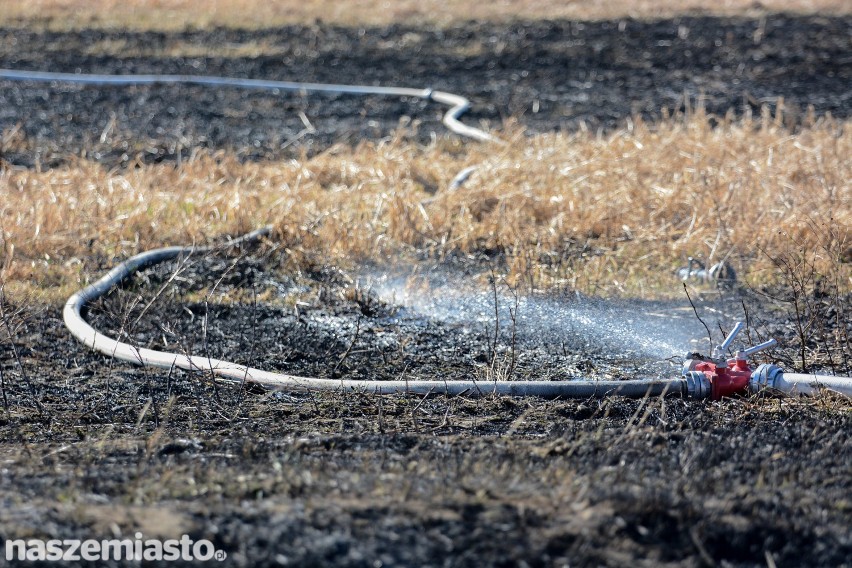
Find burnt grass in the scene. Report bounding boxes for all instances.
[1,13,851,166]
[1,13,852,568]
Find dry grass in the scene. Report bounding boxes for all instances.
[2,0,851,31]
[2,107,849,303]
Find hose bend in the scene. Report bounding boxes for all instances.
[0,68,495,142]
[429,90,493,143]
[63,229,689,398]
[13,67,678,397]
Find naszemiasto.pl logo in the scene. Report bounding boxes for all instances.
[5,534,227,562]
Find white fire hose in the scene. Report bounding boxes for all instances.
[62,225,698,397]
[62,235,852,398]
[751,365,852,397]
[0,68,495,142]
[5,68,851,398]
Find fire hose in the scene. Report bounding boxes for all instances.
[62,225,690,397]
[0,68,495,142]
[4,68,851,398]
[64,238,852,399]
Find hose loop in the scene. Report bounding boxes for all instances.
[6,67,683,397]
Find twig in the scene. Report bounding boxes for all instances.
[0,288,42,414]
[489,268,500,372]
[202,299,222,405]
[433,401,453,432]
[332,316,361,379]
[411,387,435,432]
[165,361,175,402]
[683,283,713,353]
[1,356,8,418]
[143,365,160,429]
[375,388,385,433]
[237,283,261,407]
[507,285,519,379]
[131,250,195,330]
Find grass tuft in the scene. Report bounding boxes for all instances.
[1,110,849,302]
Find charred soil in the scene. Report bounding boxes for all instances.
[1,13,851,568]
[1,14,850,166]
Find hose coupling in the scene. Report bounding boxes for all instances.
[684,371,711,399]
[749,363,784,393]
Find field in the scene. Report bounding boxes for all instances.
[1,2,851,566]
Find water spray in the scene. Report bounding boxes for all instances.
[5,67,851,400]
[63,235,852,400]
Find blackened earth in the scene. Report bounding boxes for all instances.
[0,14,850,166]
[1,13,851,568]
